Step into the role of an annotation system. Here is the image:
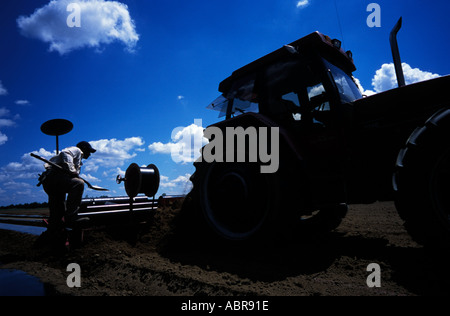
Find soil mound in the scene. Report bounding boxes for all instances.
[1,199,450,296]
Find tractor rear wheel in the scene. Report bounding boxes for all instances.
[395,116,450,247]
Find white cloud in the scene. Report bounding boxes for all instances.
[15,100,30,105]
[17,0,139,55]
[80,173,101,183]
[0,148,54,183]
[354,77,376,96]
[3,181,33,190]
[86,137,145,171]
[372,63,440,93]
[403,64,441,84]
[100,167,125,183]
[0,107,18,146]
[0,81,7,95]
[296,0,310,8]
[356,62,441,96]
[160,173,192,195]
[0,118,16,128]
[0,133,7,146]
[148,141,174,155]
[148,123,208,164]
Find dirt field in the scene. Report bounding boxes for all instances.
[1,199,449,297]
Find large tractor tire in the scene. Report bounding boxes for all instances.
[190,161,280,243]
[394,108,450,247]
[190,160,347,244]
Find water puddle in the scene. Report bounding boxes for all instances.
[0,224,51,295]
[0,223,46,236]
[0,269,46,296]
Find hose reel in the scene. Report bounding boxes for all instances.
[116,163,160,198]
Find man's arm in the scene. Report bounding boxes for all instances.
[31,153,108,191]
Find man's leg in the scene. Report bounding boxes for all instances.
[47,192,66,230]
[36,176,67,249]
[65,177,85,222]
[43,174,66,232]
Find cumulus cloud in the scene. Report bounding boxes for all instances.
[86,137,145,171]
[372,63,440,92]
[148,122,208,164]
[0,148,54,183]
[0,149,53,204]
[80,173,101,183]
[160,173,192,195]
[296,0,310,8]
[354,77,376,96]
[17,0,139,55]
[0,108,13,124]
[356,62,441,96]
[3,181,33,191]
[0,119,16,129]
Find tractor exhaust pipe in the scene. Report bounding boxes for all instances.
[390,17,406,87]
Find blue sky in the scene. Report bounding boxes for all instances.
[0,0,449,206]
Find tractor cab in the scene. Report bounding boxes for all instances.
[207,32,362,130]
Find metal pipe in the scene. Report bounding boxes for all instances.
[0,195,185,228]
[390,17,406,87]
[85,202,157,210]
[78,207,158,217]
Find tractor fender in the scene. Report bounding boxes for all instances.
[393,107,450,191]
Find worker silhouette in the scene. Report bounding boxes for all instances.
[35,141,96,249]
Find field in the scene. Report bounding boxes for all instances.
[1,199,449,296]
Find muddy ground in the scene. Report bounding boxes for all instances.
[1,198,450,297]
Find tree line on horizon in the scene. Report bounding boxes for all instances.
[0,201,48,210]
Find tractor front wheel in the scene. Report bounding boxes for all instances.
[192,162,280,242]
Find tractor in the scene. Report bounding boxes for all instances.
[188,18,450,246]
